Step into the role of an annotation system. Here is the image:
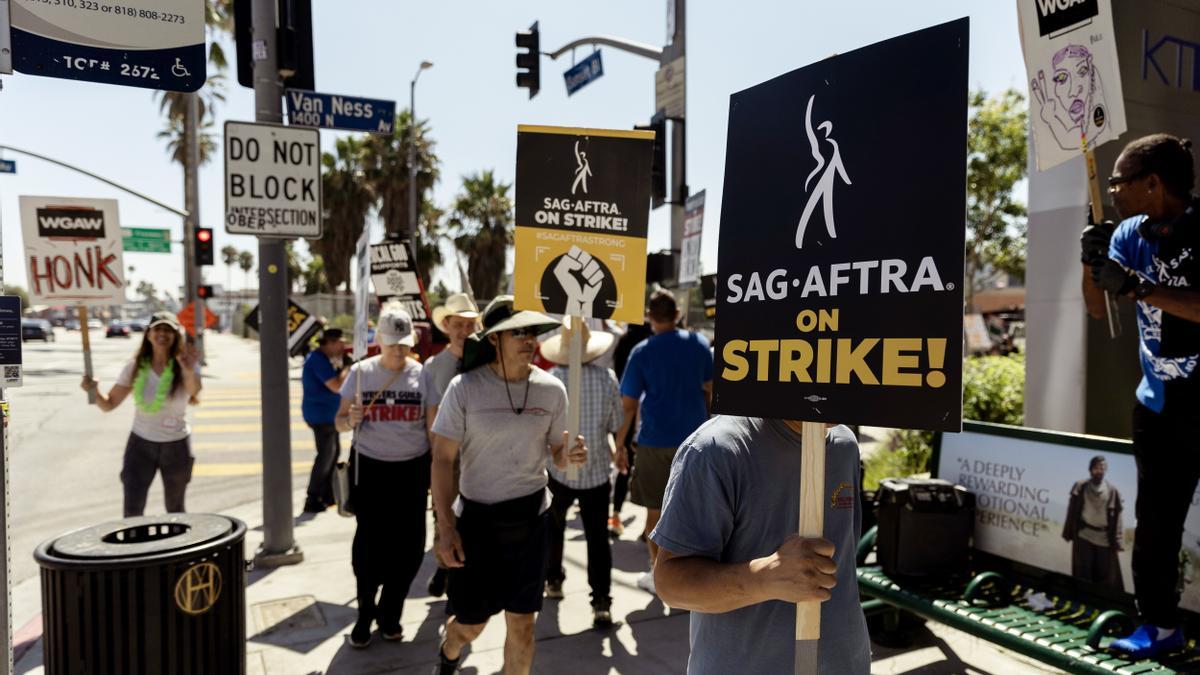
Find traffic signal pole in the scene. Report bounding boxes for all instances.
[252,0,302,568]
[185,93,206,358]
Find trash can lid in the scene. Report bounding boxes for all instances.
[49,514,235,560]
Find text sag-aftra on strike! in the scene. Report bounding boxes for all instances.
[725,255,948,303]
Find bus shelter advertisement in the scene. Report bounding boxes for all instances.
[711,19,968,430]
[939,428,1200,614]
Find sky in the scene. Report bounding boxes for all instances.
[0,0,1028,302]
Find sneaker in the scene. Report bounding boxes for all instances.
[1110,624,1185,659]
[427,568,448,598]
[545,580,565,599]
[302,499,325,514]
[592,598,614,628]
[635,572,657,595]
[349,617,372,648]
[434,641,461,675]
[608,515,624,538]
[380,621,403,641]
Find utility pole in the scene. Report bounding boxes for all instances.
[252,0,302,567]
[184,92,205,358]
[664,0,686,282]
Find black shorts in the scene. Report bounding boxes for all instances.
[447,490,548,624]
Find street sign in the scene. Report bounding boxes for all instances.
[563,51,603,96]
[369,238,431,322]
[285,89,396,134]
[678,189,705,287]
[176,301,218,337]
[0,297,22,388]
[0,160,15,175]
[121,227,172,253]
[224,121,322,239]
[19,196,127,307]
[514,125,655,322]
[655,56,685,119]
[11,0,206,92]
[243,298,320,356]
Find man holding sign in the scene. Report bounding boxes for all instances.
[655,19,967,673]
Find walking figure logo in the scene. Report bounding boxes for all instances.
[796,94,851,249]
[572,141,592,195]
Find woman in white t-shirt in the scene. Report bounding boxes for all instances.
[81,311,202,517]
[334,304,430,649]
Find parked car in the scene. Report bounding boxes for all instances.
[106,321,131,338]
[21,319,55,342]
[86,319,103,330]
[64,320,80,331]
[128,318,148,332]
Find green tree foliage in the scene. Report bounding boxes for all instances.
[966,89,1029,310]
[154,0,232,166]
[238,250,255,289]
[313,137,373,291]
[303,256,331,295]
[450,170,514,301]
[414,200,446,290]
[361,110,440,238]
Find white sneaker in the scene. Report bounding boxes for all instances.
[636,572,657,595]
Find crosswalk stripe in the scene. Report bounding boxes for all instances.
[193,422,310,434]
[193,408,303,419]
[193,440,320,452]
[193,461,313,477]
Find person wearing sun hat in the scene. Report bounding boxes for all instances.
[421,292,480,598]
[430,295,589,675]
[539,317,622,628]
[80,310,202,517]
[333,303,431,648]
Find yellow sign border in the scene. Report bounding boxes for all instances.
[517,124,655,141]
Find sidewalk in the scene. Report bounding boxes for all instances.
[13,486,1063,674]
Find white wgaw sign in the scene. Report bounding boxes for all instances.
[224,121,322,239]
[20,196,127,306]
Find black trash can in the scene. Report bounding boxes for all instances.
[35,514,247,675]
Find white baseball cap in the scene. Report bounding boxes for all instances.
[376,304,417,347]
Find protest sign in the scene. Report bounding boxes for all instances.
[20,196,126,306]
[244,298,320,356]
[354,229,371,360]
[514,125,654,322]
[369,238,431,323]
[678,190,705,287]
[1017,0,1126,171]
[700,273,717,320]
[712,19,968,432]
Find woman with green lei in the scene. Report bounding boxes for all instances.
[80,311,202,517]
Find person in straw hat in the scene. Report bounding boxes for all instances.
[421,292,481,598]
[431,296,588,675]
[539,317,622,628]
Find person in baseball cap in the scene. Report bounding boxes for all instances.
[430,296,587,674]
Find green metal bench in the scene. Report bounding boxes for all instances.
[856,526,1200,674]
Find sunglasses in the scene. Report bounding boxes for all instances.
[1107,170,1146,187]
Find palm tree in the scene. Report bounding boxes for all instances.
[238,250,255,290]
[414,199,446,291]
[221,245,238,294]
[154,1,232,166]
[311,137,374,290]
[360,109,440,238]
[449,170,513,300]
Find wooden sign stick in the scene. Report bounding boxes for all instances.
[1084,145,1121,340]
[565,315,583,482]
[794,421,826,674]
[79,305,95,405]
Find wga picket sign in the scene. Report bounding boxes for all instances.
[20,196,126,305]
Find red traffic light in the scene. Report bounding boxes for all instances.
[197,229,212,242]
[197,284,215,299]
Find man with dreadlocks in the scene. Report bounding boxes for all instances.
[430,296,588,675]
[1081,133,1200,658]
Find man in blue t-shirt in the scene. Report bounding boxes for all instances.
[1081,133,1200,659]
[617,288,713,594]
[300,328,350,514]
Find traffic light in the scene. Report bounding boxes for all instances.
[515,22,540,98]
[197,285,215,299]
[194,227,214,266]
[637,113,668,209]
[234,0,315,90]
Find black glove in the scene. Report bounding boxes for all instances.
[1091,259,1138,296]
[1081,219,1116,265]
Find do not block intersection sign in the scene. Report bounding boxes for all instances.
[224,121,322,239]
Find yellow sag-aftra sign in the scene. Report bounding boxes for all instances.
[514,125,654,323]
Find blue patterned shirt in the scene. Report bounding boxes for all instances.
[549,363,622,489]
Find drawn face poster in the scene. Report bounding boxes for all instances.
[514,126,654,322]
[711,19,968,431]
[1017,0,1126,170]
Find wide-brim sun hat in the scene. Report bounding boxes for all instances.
[431,293,481,329]
[540,317,615,366]
[376,303,417,347]
[461,296,559,371]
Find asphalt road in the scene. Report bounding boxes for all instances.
[8,329,315,585]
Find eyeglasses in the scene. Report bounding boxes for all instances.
[507,327,539,338]
[1107,170,1146,187]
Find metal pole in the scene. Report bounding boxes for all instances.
[665,0,686,281]
[408,77,417,241]
[0,173,10,675]
[253,0,302,567]
[184,93,206,360]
